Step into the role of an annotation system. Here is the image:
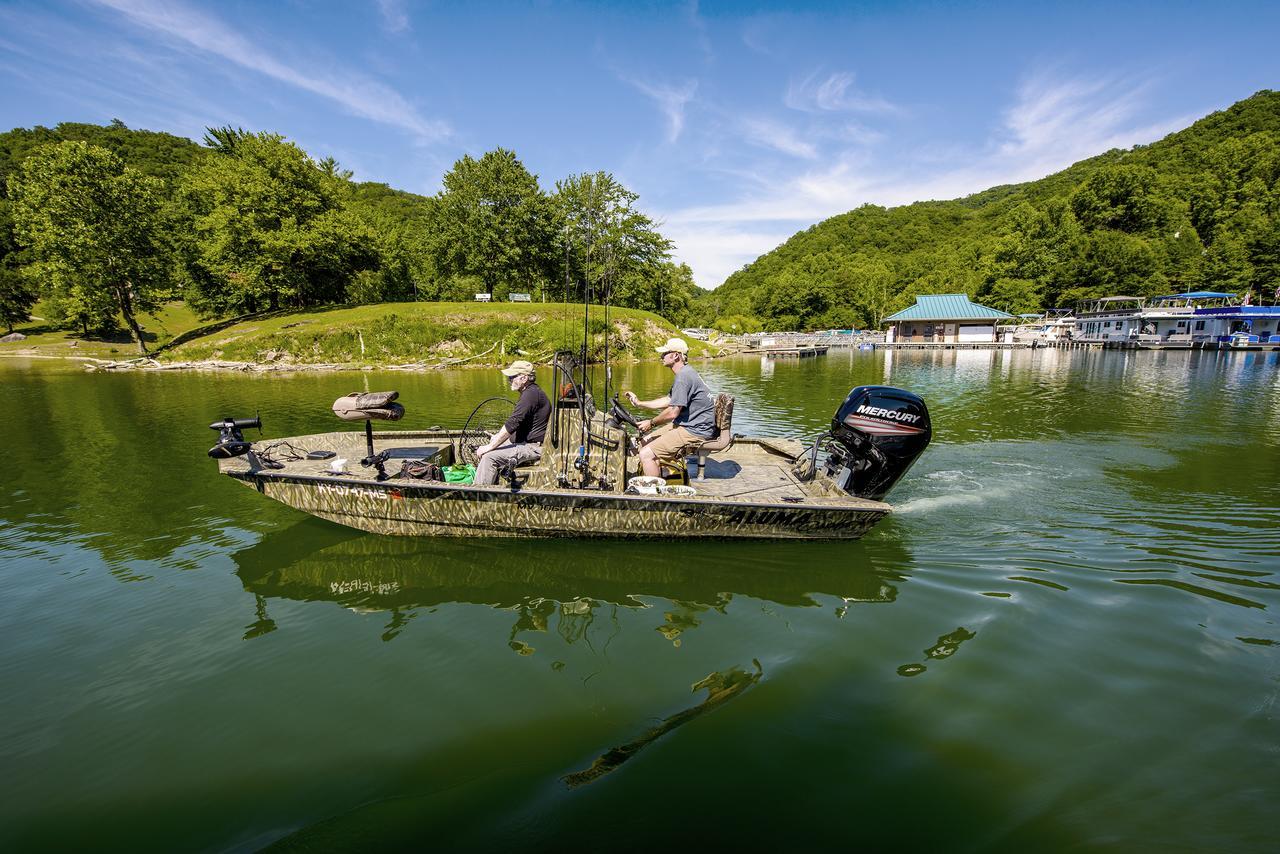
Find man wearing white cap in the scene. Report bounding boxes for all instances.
[475,360,551,485]
[624,337,715,478]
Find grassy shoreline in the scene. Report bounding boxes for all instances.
[2,301,724,370]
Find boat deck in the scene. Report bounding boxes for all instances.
[229,431,873,508]
[219,430,890,538]
[689,440,815,503]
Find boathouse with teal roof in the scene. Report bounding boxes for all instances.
[885,294,1014,343]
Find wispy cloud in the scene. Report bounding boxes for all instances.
[666,70,1190,287]
[740,14,784,57]
[996,70,1187,172]
[89,0,448,141]
[626,76,698,143]
[685,0,714,64]
[0,6,252,142]
[375,0,410,34]
[741,117,817,159]
[785,71,897,114]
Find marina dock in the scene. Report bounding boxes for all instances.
[761,345,829,358]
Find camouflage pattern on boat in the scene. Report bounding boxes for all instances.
[218,428,891,540]
[212,378,936,540]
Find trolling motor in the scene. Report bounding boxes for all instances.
[820,386,931,501]
[208,416,265,471]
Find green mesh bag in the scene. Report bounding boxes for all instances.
[443,463,476,484]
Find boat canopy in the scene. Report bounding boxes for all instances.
[1149,291,1236,301]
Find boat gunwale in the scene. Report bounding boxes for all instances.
[223,466,893,516]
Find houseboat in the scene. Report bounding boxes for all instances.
[1073,292,1280,348]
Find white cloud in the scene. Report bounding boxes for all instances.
[684,0,714,64]
[90,0,449,142]
[664,70,1192,288]
[626,76,699,143]
[375,0,410,34]
[741,118,817,159]
[996,70,1189,176]
[665,221,797,289]
[785,70,897,114]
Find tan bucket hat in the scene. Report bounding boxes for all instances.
[655,337,689,355]
[500,359,536,377]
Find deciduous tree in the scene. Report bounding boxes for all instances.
[9,141,171,351]
[431,148,551,296]
[552,171,673,311]
[181,132,378,314]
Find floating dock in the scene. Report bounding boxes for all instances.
[761,346,829,358]
[1101,339,1280,351]
[876,340,1097,350]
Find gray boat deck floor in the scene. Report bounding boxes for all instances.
[688,444,812,503]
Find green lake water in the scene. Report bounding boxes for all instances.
[1,349,1277,851]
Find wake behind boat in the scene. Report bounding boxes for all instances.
[206,353,932,540]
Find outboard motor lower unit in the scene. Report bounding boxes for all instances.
[825,386,931,501]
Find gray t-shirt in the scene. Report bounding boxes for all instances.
[669,366,715,439]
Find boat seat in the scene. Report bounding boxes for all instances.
[690,393,734,480]
[331,391,405,422]
[332,391,405,481]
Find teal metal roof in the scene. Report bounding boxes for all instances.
[886,294,1014,322]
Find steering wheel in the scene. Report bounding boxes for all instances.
[608,395,640,430]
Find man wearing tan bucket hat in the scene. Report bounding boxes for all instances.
[475,360,551,485]
[624,337,715,478]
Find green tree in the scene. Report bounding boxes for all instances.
[646,261,700,323]
[838,253,900,328]
[713,313,763,334]
[181,132,378,314]
[1064,229,1163,297]
[552,171,673,311]
[0,198,38,333]
[201,125,252,156]
[431,148,551,296]
[0,259,37,334]
[1069,164,1170,234]
[1189,132,1280,299]
[753,269,830,330]
[9,141,171,351]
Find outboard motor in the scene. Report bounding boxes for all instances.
[825,386,931,501]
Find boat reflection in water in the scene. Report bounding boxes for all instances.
[231,517,911,646]
[232,518,913,818]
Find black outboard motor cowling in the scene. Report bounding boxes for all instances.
[825,386,931,501]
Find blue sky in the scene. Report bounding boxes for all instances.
[1,1,1276,287]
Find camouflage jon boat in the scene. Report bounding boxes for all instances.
[208,381,931,540]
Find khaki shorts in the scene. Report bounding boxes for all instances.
[645,426,704,464]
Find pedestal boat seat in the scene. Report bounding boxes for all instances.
[690,393,735,481]
[332,391,406,480]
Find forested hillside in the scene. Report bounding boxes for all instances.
[4,91,1278,348]
[699,90,1280,332]
[0,121,699,351]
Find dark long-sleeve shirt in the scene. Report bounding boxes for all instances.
[505,380,551,444]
